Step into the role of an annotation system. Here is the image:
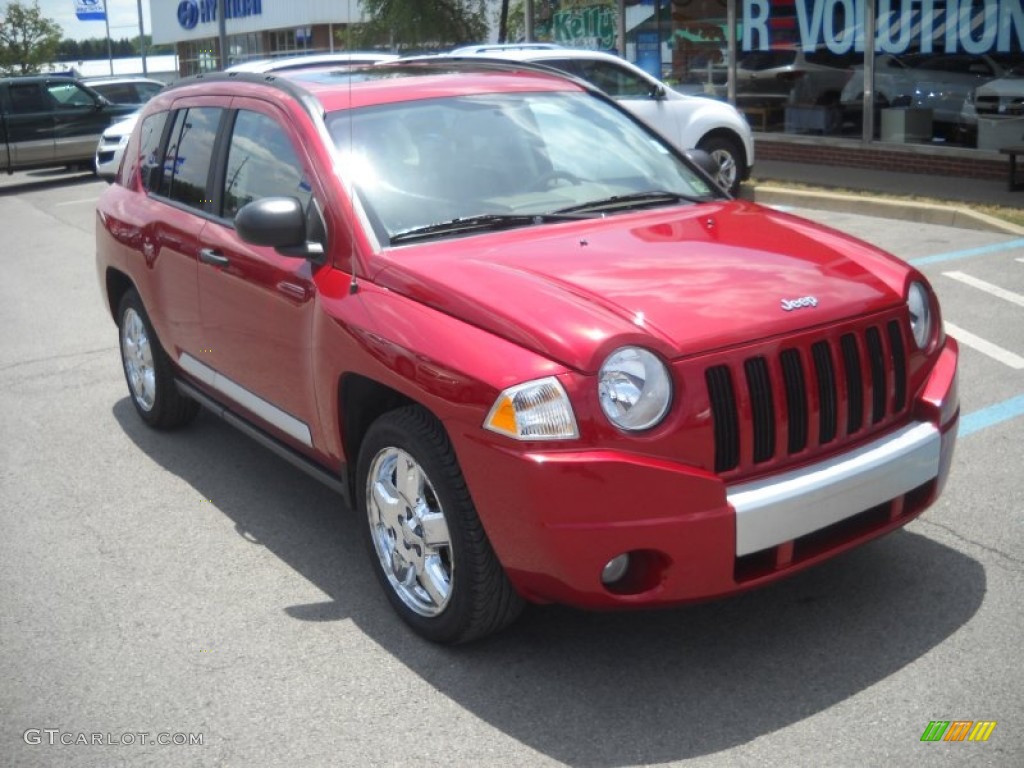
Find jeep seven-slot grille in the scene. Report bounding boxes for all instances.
[705,320,909,474]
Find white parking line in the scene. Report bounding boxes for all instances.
[1017,257,1024,264]
[54,198,99,207]
[945,323,1024,370]
[942,271,1024,309]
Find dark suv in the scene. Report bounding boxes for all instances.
[1,76,137,173]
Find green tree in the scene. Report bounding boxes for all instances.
[505,0,525,42]
[0,0,62,74]
[56,35,173,62]
[57,37,80,61]
[132,34,174,56]
[355,0,490,51]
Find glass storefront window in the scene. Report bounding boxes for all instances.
[683,0,1021,148]
[180,39,220,76]
[271,28,314,54]
[532,1,1023,150]
[228,33,264,67]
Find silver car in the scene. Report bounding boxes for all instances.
[733,47,856,107]
[226,52,397,73]
[842,53,1004,133]
[82,76,165,106]
[94,112,138,181]
[967,63,1024,119]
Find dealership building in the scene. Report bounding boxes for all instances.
[151,0,366,72]
[152,0,1023,180]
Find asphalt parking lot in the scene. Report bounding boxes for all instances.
[1,169,1021,767]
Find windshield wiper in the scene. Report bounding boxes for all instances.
[554,190,710,215]
[389,212,595,245]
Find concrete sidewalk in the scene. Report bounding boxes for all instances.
[743,159,1024,236]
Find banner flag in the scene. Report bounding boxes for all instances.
[74,0,107,22]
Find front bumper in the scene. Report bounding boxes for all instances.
[730,421,939,557]
[95,136,127,180]
[457,340,959,609]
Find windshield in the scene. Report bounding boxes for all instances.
[325,91,715,245]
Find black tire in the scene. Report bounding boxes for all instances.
[697,134,746,196]
[117,289,199,429]
[357,406,523,643]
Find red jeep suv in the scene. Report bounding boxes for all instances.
[95,61,959,643]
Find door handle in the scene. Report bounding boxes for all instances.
[276,281,309,302]
[199,248,229,267]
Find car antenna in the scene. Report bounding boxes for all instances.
[346,0,360,296]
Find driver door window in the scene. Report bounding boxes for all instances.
[221,110,312,220]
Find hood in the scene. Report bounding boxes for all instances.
[371,201,910,373]
[977,75,1024,98]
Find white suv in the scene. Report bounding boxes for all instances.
[226,52,398,73]
[449,47,754,194]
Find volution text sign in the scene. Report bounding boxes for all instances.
[742,0,1024,54]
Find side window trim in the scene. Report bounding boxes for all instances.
[138,100,327,253]
[141,109,177,193]
[207,108,236,219]
[147,106,230,219]
[216,105,323,249]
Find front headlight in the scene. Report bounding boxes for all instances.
[598,346,672,431]
[907,281,932,349]
[483,376,578,440]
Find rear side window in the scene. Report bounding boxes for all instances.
[94,81,163,104]
[138,112,169,191]
[135,82,164,102]
[159,107,223,210]
[221,110,311,220]
[91,83,135,103]
[7,83,48,113]
[573,61,652,97]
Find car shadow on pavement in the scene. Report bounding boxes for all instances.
[114,399,985,766]
[0,170,100,197]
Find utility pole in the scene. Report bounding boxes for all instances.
[137,0,147,75]
[218,0,228,70]
[103,3,113,75]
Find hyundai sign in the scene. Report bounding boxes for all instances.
[177,0,263,30]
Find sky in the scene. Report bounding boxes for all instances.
[32,0,153,42]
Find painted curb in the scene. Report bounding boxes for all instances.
[744,185,1024,237]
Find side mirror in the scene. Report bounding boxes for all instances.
[235,197,324,262]
[684,148,722,186]
[650,84,667,100]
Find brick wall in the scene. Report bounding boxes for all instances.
[757,140,1007,181]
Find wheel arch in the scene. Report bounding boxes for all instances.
[337,372,420,505]
[104,267,135,323]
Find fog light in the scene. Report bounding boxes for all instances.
[601,554,630,585]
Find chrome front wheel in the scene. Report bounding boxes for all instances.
[366,446,453,617]
[698,134,745,196]
[357,406,523,643]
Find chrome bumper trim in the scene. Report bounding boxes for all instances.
[728,422,940,557]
